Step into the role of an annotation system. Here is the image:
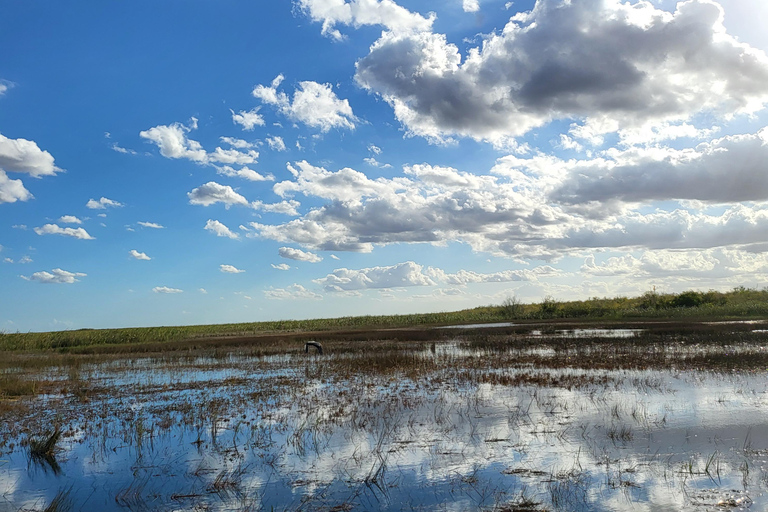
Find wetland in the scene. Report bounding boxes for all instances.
[2,320,768,511]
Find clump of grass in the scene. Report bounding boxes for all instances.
[28,426,62,474]
[42,488,73,512]
[0,373,37,398]
[29,426,61,458]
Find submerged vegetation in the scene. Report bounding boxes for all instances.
[2,286,768,353]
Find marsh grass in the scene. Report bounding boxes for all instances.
[41,488,73,512]
[28,426,62,474]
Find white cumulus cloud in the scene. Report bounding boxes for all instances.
[34,224,95,240]
[153,286,183,294]
[278,246,322,262]
[264,284,322,300]
[314,261,435,291]
[231,108,265,131]
[188,182,249,207]
[130,250,151,261]
[220,264,245,273]
[58,215,82,224]
[22,268,86,284]
[204,219,240,239]
[354,0,768,145]
[86,197,123,209]
[138,221,164,229]
[253,76,357,132]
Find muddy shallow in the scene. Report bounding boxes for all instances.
[2,327,768,511]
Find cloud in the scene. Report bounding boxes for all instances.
[252,199,301,216]
[354,0,768,145]
[138,221,164,229]
[188,182,249,207]
[462,0,479,13]
[266,136,287,151]
[141,119,259,166]
[22,268,86,284]
[58,215,82,224]
[253,76,357,132]
[153,286,183,294]
[199,288,208,294]
[220,137,255,149]
[271,263,291,270]
[278,246,322,262]
[314,261,436,291]
[264,284,322,300]
[0,133,60,177]
[86,197,123,209]
[364,157,392,168]
[552,130,768,205]
[130,250,151,261]
[111,143,137,155]
[0,171,32,204]
[204,219,240,239]
[426,265,561,285]
[231,108,265,131]
[220,264,245,273]
[297,0,434,40]
[216,166,274,182]
[34,224,95,240]
[250,159,563,254]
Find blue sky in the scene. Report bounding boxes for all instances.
[2,0,768,332]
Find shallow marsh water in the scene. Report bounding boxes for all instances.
[2,329,768,511]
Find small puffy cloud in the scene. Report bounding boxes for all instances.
[138,221,164,229]
[22,268,86,284]
[19,255,32,264]
[139,120,207,162]
[314,261,435,291]
[278,246,322,262]
[188,182,249,207]
[216,166,274,182]
[130,249,151,261]
[368,144,382,155]
[141,119,259,166]
[462,0,479,13]
[252,199,301,216]
[0,171,32,203]
[58,215,82,224]
[220,137,255,149]
[34,224,95,240]
[364,157,392,168]
[297,0,434,40]
[271,263,291,270]
[199,288,208,294]
[231,108,265,131]
[204,219,240,239]
[253,76,357,132]
[220,264,245,273]
[266,136,286,152]
[86,197,123,209]
[153,286,183,294]
[264,283,322,300]
[0,133,60,177]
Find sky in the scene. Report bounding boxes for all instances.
[2,0,768,332]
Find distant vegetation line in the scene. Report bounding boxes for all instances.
[2,287,768,352]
